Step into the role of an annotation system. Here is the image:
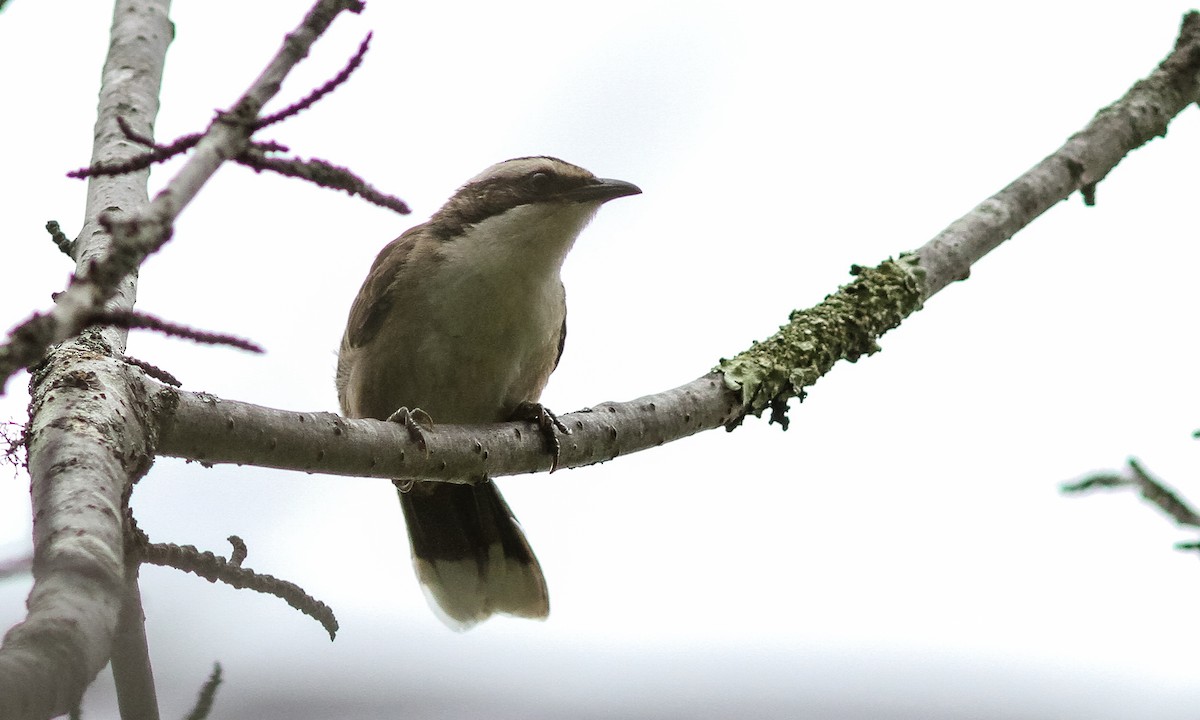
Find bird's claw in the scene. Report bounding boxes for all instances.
[387,406,433,452]
[512,402,569,472]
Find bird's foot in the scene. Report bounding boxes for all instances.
[511,402,570,472]
[386,406,434,452]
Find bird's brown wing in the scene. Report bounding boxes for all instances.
[343,229,422,350]
[552,283,566,372]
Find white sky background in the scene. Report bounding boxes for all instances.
[2,1,1200,718]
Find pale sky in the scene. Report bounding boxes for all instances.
[2,2,1200,718]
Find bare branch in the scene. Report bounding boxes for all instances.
[913,11,1200,297]
[0,0,171,715]
[137,539,338,640]
[0,0,366,396]
[1064,458,1200,530]
[65,125,199,179]
[111,566,161,720]
[183,664,223,720]
[255,32,373,129]
[237,148,411,214]
[88,310,265,353]
[123,508,337,638]
[122,356,182,388]
[152,371,741,482]
[0,1,364,716]
[149,13,1200,485]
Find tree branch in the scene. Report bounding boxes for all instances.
[0,1,364,717]
[145,12,1200,482]
[0,1,171,716]
[111,566,161,720]
[1064,457,1200,538]
[0,0,365,396]
[913,12,1200,296]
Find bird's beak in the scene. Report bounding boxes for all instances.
[561,177,642,203]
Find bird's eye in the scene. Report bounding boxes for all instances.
[526,171,552,192]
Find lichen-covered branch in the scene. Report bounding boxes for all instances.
[718,257,925,421]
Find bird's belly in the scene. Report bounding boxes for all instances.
[354,274,561,423]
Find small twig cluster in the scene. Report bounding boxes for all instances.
[1063,455,1200,551]
[0,419,25,475]
[67,33,408,215]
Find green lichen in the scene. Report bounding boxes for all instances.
[717,253,927,426]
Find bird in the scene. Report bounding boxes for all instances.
[336,156,641,629]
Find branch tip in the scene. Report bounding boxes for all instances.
[182,663,223,720]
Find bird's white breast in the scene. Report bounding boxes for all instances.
[362,200,600,422]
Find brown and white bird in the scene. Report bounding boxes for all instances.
[336,156,641,629]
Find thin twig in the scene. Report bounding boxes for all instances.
[256,32,372,129]
[1063,458,1200,528]
[238,149,411,214]
[66,123,202,179]
[0,0,366,397]
[122,356,182,388]
[182,664,223,720]
[140,541,338,639]
[116,115,157,146]
[89,310,264,353]
[1,419,25,474]
[1064,457,1200,554]
[111,565,161,720]
[126,514,337,639]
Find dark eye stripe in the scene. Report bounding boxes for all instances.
[426,163,595,240]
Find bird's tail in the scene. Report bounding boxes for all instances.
[398,479,549,630]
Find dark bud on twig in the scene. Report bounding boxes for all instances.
[45,220,74,258]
